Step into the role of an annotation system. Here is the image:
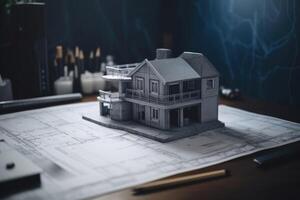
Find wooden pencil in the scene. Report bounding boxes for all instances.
[134,169,227,193]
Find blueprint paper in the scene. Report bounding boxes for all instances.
[0,102,300,200]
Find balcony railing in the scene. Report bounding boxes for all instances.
[125,89,201,105]
[106,63,139,77]
[98,90,121,103]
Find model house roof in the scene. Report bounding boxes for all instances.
[180,52,219,77]
[128,50,219,84]
[148,57,200,83]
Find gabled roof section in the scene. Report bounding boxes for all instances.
[128,58,200,84]
[180,52,219,77]
[127,59,147,76]
[146,59,167,83]
[127,59,166,83]
[149,57,200,84]
[128,52,218,84]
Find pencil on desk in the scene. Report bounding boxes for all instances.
[134,169,227,193]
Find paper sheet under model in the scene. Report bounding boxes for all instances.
[0,102,299,200]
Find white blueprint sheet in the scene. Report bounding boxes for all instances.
[0,102,300,200]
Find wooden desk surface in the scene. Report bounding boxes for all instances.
[82,95,300,200]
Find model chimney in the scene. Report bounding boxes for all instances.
[156,48,172,59]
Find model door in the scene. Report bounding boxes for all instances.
[137,105,145,121]
[170,108,179,128]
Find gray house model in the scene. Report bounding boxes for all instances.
[83,49,224,142]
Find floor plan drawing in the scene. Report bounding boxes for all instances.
[0,102,299,200]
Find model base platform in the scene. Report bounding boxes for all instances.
[83,112,224,143]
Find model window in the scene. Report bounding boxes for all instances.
[151,108,159,121]
[150,80,159,94]
[136,77,144,90]
[207,79,214,89]
[188,80,195,90]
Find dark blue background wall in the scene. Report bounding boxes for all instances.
[45,0,161,64]
[172,0,300,106]
[1,0,299,106]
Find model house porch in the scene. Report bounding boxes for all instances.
[123,77,203,130]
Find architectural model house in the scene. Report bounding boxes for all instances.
[83,49,224,142]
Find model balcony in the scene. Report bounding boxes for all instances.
[103,63,139,80]
[125,89,201,105]
[98,90,122,103]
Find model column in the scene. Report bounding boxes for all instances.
[118,81,123,97]
[180,108,184,127]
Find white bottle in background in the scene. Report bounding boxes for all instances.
[93,72,106,92]
[54,66,73,95]
[80,71,94,94]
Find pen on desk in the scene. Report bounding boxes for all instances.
[133,169,227,193]
[253,146,299,167]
